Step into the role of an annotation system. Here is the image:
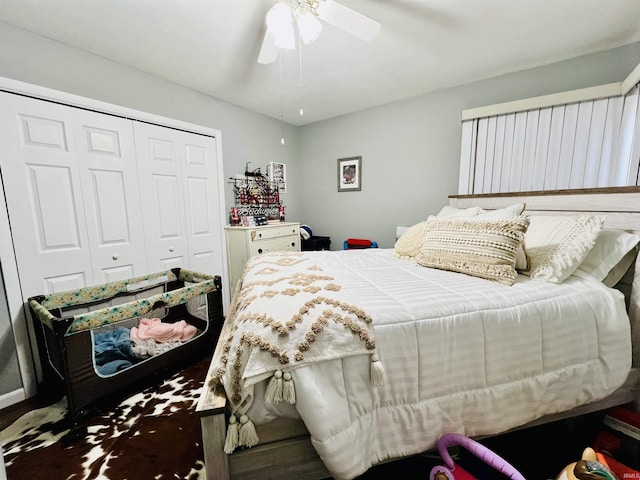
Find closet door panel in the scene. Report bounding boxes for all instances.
[133,122,224,276]
[133,122,189,272]
[73,110,148,283]
[181,135,225,276]
[0,93,94,298]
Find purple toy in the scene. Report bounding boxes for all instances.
[429,433,526,480]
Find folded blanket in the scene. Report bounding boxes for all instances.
[93,326,136,375]
[131,318,197,343]
[209,251,383,454]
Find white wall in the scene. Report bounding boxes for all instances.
[299,42,640,249]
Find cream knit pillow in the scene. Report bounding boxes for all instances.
[415,216,530,286]
[393,221,430,259]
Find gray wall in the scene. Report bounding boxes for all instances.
[0,22,302,223]
[298,42,640,249]
[2,22,638,251]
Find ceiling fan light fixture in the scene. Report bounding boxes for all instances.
[295,9,323,44]
[266,2,296,50]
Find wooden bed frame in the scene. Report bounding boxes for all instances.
[196,187,640,480]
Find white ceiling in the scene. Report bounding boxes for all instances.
[1,0,640,126]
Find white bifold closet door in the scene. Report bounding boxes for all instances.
[133,121,225,276]
[0,92,147,300]
[0,92,225,303]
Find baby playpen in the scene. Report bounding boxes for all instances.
[28,268,223,424]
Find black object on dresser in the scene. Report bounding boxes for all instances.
[302,236,331,251]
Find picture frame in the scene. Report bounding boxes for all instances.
[337,156,362,192]
[268,161,287,193]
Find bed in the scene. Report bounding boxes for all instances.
[196,188,640,480]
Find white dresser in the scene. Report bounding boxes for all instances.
[225,222,300,288]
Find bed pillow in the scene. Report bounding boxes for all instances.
[393,221,429,259]
[393,205,506,261]
[521,214,605,284]
[476,203,526,219]
[436,205,482,218]
[603,246,638,287]
[414,216,529,286]
[572,229,640,285]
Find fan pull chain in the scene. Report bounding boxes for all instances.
[299,33,304,117]
[279,54,285,145]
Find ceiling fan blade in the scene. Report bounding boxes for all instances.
[258,30,279,64]
[315,0,381,42]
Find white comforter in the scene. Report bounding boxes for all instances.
[240,248,632,479]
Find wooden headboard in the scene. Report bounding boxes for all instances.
[449,186,640,367]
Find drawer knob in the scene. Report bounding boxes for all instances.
[112,253,119,260]
[169,246,175,252]
[291,242,296,247]
[258,248,263,254]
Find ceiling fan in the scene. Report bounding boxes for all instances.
[258,0,381,64]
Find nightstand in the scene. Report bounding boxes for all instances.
[301,236,331,251]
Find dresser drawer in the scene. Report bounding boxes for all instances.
[225,222,300,289]
[249,224,300,242]
[249,235,299,256]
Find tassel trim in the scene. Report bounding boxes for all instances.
[224,414,239,454]
[282,371,296,404]
[265,369,296,405]
[370,352,385,386]
[238,414,259,448]
[265,369,284,404]
[225,412,260,453]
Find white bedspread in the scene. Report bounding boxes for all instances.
[237,248,632,479]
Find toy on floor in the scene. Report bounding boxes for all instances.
[429,433,526,480]
[555,447,620,480]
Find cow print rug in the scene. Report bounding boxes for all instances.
[1,354,212,480]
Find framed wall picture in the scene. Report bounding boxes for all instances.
[337,156,362,192]
[268,161,287,193]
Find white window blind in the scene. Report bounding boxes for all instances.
[459,84,640,194]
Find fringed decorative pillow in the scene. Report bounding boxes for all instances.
[472,203,528,270]
[521,214,606,284]
[414,216,530,286]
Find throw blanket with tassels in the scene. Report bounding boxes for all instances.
[209,251,384,454]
